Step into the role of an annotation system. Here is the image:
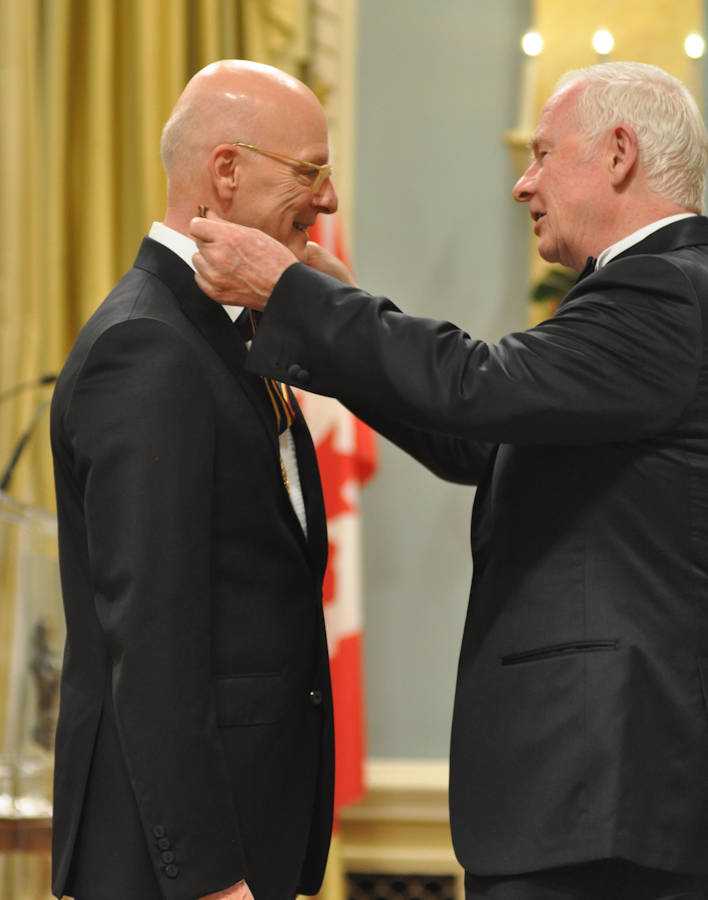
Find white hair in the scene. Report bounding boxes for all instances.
[556,62,708,213]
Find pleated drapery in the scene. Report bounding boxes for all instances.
[0,0,312,512]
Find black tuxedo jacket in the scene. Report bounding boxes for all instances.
[50,238,333,900]
[246,216,708,875]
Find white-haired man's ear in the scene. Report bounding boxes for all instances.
[608,124,639,187]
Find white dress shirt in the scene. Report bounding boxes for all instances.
[148,222,308,536]
[596,213,697,269]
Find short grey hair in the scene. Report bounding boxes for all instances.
[556,62,708,213]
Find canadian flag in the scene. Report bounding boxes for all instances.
[296,214,378,816]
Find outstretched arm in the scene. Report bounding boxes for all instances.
[243,259,701,446]
[189,214,702,447]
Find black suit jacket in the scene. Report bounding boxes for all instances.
[246,216,708,875]
[50,238,333,900]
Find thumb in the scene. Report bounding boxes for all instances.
[190,207,236,242]
[202,206,229,223]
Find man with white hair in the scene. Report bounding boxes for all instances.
[50,60,337,900]
[191,63,708,898]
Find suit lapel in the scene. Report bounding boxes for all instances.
[134,238,280,460]
[288,390,328,581]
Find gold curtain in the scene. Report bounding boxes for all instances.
[0,0,312,514]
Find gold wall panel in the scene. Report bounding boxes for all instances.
[514,0,704,305]
[536,0,703,111]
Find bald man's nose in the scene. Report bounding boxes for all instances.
[316,177,338,214]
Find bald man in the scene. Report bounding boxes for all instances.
[50,61,338,900]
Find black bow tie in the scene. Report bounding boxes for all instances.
[575,256,597,283]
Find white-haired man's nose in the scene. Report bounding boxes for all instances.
[512,167,536,202]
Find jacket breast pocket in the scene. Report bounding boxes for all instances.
[500,640,619,666]
[213,672,286,726]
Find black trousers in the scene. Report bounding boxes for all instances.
[465,860,708,900]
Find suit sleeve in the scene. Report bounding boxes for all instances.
[345,403,493,485]
[247,257,703,445]
[64,317,246,900]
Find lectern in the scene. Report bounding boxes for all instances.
[0,491,64,900]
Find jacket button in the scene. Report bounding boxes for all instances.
[152,825,166,839]
[297,369,311,385]
[162,851,175,864]
[310,689,323,705]
[165,864,179,878]
[287,364,301,378]
[157,837,171,851]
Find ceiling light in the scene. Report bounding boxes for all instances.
[521,31,543,57]
[686,34,705,59]
[592,30,614,55]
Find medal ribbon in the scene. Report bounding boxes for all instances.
[247,310,296,495]
[249,310,295,435]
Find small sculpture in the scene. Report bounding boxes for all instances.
[28,619,61,751]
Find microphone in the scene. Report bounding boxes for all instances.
[0,374,57,406]
[0,399,52,492]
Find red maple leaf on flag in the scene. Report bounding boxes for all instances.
[317,427,357,521]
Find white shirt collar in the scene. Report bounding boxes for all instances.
[148,222,243,323]
[596,213,697,269]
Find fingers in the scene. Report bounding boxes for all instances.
[196,878,254,900]
[304,241,357,287]
[193,255,270,310]
[193,265,253,308]
[189,215,242,244]
[188,217,298,310]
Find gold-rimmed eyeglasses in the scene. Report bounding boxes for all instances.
[232,142,333,192]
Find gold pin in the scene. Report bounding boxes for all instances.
[198,205,209,217]
[280,457,291,494]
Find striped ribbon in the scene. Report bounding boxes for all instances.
[249,310,295,435]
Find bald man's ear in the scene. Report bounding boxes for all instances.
[608,124,639,189]
[209,144,240,204]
